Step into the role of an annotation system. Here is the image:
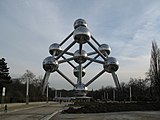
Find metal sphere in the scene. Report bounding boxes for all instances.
[73,66,86,78]
[74,50,87,63]
[43,56,59,72]
[49,43,62,56]
[98,44,111,55]
[104,57,119,73]
[73,26,91,44]
[74,19,87,29]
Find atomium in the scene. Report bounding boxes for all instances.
[42,18,120,97]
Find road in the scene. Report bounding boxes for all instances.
[0,102,65,120]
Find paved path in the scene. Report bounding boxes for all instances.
[52,111,160,120]
[0,102,65,120]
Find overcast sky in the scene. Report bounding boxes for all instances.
[1,0,160,90]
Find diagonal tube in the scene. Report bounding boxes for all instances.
[87,51,97,56]
[112,72,121,89]
[84,55,99,68]
[59,31,73,46]
[42,72,50,95]
[87,41,107,61]
[58,56,75,64]
[85,69,105,87]
[56,69,75,87]
[56,41,76,60]
[91,35,101,47]
[61,56,76,68]
[86,57,104,64]
[65,52,74,56]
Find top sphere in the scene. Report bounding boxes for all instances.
[74,19,87,29]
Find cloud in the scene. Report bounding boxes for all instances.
[1,0,160,89]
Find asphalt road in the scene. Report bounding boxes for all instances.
[0,102,65,120]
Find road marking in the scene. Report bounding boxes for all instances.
[42,110,62,120]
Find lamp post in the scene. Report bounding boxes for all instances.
[129,86,132,101]
[26,78,29,104]
[113,89,115,101]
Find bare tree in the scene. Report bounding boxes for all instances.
[21,70,36,104]
[21,70,36,84]
[148,41,160,100]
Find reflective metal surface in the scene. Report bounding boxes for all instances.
[43,56,59,72]
[74,50,87,63]
[73,26,91,44]
[73,66,86,77]
[104,57,119,73]
[49,43,62,56]
[74,18,87,29]
[42,19,120,96]
[98,44,111,55]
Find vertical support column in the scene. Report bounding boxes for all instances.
[78,64,82,85]
[46,83,48,103]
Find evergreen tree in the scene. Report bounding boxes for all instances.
[0,58,11,85]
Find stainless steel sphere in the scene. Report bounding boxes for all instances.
[73,66,86,77]
[74,19,87,29]
[98,44,111,55]
[104,57,119,73]
[74,50,87,63]
[43,56,59,72]
[73,26,91,44]
[49,43,62,56]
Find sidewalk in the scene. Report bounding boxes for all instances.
[0,101,57,114]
